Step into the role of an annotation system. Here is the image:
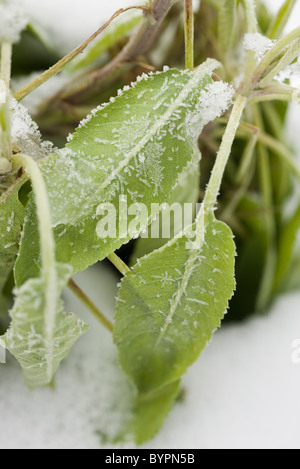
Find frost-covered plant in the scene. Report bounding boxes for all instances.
[0,0,300,444]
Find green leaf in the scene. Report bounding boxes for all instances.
[218,0,238,52]
[15,60,227,284]
[0,179,26,315]
[67,11,142,73]
[114,211,236,395]
[2,262,88,389]
[131,150,200,264]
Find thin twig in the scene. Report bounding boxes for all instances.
[68,278,114,333]
[13,5,151,102]
[60,0,177,103]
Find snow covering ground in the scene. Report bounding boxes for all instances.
[0,0,300,450]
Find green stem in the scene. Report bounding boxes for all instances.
[235,130,258,185]
[267,0,297,39]
[224,120,300,182]
[13,5,151,102]
[250,86,300,104]
[258,37,300,88]
[243,0,258,33]
[108,253,131,276]
[242,26,300,95]
[59,0,175,103]
[0,41,12,88]
[68,278,113,333]
[203,95,248,211]
[252,106,277,312]
[0,41,12,173]
[222,158,255,221]
[13,154,55,279]
[216,116,300,181]
[12,153,57,374]
[184,0,194,70]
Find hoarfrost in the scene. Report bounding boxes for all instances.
[243,33,276,62]
[10,97,55,160]
[186,82,235,140]
[275,58,300,90]
[0,0,28,43]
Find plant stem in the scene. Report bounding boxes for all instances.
[68,278,113,333]
[203,95,248,211]
[108,253,131,276]
[243,0,258,75]
[241,26,300,95]
[58,0,176,103]
[222,158,255,221]
[0,41,12,173]
[13,154,55,279]
[12,153,57,375]
[243,0,258,33]
[258,37,300,88]
[250,86,300,104]
[252,106,277,313]
[241,123,300,181]
[235,130,258,185]
[184,0,194,71]
[13,5,151,102]
[216,116,300,181]
[0,41,12,88]
[267,0,297,39]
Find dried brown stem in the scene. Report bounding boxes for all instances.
[60,0,178,103]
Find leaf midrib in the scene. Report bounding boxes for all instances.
[154,208,207,348]
[64,62,218,227]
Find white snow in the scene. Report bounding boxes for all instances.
[1,264,300,449]
[276,59,300,90]
[243,33,277,61]
[21,0,146,55]
[0,0,28,44]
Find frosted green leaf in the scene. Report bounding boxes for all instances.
[131,149,200,264]
[15,60,234,283]
[114,211,236,395]
[2,262,88,389]
[0,179,25,315]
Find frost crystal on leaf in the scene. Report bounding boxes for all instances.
[243,33,276,62]
[186,82,235,140]
[10,97,55,160]
[0,0,28,43]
